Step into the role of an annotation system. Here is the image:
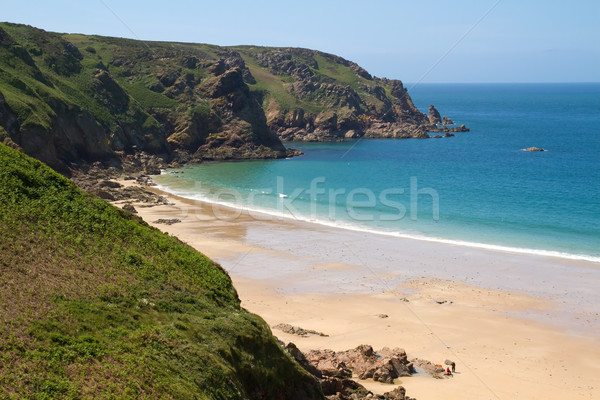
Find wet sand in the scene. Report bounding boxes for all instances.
[116,181,600,399]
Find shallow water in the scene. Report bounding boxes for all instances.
[154,83,600,261]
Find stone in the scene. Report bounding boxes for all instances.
[287,343,414,399]
[442,116,454,125]
[153,218,181,225]
[99,180,122,189]
[428,104,442,125]
[286,342,322,378]
[306,345,413,384]
[411,358,446,379]
[524,147,545,152]
[122,203,137,214]
[273,323,328,337]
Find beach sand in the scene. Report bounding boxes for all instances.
[116,181,600,400]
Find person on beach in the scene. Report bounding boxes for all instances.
[445,367,452,376]
[451,361,456,373]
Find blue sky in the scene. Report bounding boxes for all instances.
[3,0,599,83]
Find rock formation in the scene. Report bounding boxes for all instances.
[305,345,414,384]
[274,323,329,337]
[286,343,417,400]
[428,104,442,125]
[411,358,448,379]
[0,22,468,176]
[442,116,454,125]
[524,147,545,152]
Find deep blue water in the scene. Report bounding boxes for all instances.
[154,83,600,261]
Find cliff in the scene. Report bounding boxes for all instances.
[0,142,323,399]
[0,23,287,172]
[0,23,464,173]
[232,46,434,140]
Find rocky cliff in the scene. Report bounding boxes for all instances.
[234,47,435,141]
[0,23,465,173]
[0,23,287,172]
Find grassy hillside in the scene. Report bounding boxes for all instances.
[0,23,441,172]
[0,143,322,399]
[0,22,286,172]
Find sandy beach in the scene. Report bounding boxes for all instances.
[115,181,600,400]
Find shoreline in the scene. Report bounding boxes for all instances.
[115,180,600,399]
[152,178,600,264]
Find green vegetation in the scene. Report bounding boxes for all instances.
[0,143,321,399]
[0,22,427,169]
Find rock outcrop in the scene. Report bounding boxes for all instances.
[0,23,287,173]
[442,116,454,125]
[410,358,456,379]
[286,343,416,400]
[524,146,545,152]
[428,104,442,125]
[274,323,329,337]
[0,22,468,175]
[243,48,459,141]
[306,345,414,384]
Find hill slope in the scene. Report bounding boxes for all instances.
[0,23,462,173]
[0,142,322,399]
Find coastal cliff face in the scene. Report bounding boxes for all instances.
[235,47,433,141]
[0,23,463,172]
[0,23,287,172]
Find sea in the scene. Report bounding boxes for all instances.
[153,83,600,262]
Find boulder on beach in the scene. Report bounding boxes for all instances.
[284,343,415,399]
[305,344,413,384]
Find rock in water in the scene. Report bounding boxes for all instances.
[442,116,454,125]
[428,104,442,125]
[344,129,361,139]
[524,147,545,152]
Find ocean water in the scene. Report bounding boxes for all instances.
[154,83,600,261]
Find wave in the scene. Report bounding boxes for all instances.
[153,181,600,264]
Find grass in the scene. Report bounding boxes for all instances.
[312,54,363,90]
[0,22,423,167]
[0,143,321,399]
[235,47,401,117]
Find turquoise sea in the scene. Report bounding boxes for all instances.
[154,83,600,262]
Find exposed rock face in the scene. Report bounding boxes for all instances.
[285,343,323,378]
[0,23,468,175]
[428,123,470,133]
[306,345,414,384]
[285,343,416,400]
[442,116,454,125]
[253,48,444,141]
[0,24,287,173]
[428,104,442,125]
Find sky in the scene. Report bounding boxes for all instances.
[2,0,599,83]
